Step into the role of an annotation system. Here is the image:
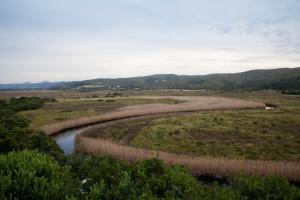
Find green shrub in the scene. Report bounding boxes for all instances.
[230,175,300,200]
[0,99,7,110]
[134,158,167,198]
[136,158,166,178]
[28,131,66,163]
[0,114,66,163]
[67,155,300,200]
[0,109,29,130]
[8,97,45,111]
[0,108,32,153]
[161,166,203,199]
[0,150,78,200]
[0,97,66,163]
[203,182,242,200]
[85,181,106,200]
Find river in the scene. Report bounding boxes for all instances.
[53,126,92,155]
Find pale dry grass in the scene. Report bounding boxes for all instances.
[42,96,265,135]
[75,135,300,182]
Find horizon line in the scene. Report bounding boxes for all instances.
[0,66,299,84]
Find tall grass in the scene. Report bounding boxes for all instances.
[75,135,300,182]
[42,96,265,135]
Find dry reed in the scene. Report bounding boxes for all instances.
[42,96,265,135]
[75,135,300,182]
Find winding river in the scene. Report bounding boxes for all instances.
[49,97,300,182]
[51,96,266,155]
[53,126,92,154]
[53,113,175,154]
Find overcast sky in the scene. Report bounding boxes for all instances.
[0,0,300,83]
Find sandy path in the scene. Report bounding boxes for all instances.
[42,96,265,135]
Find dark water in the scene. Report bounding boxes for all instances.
[53,126,91,155]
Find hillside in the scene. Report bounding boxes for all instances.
[1,67,299,91]
[56,67,300,91]
[0,81,64,90]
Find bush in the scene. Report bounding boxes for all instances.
[0,113,66,163]
[0,99,7,109]
[230,175,300,200]
[68,154,133,199]
[161,166,204,199]
[0,150,78,200]
[85,181,106,200]
[8,97,45,111]
[28,131,66,164]
[0,108,32,153]
[136,158,165,178]
[0,97,66,163]
[67,155,300,200]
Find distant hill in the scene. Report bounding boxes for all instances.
[55,67,300,91]
[1,67,300,91]
[0,81,64,90]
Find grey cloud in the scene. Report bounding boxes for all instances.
[0,0,300,82]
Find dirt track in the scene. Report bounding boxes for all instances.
[42,96,265,135]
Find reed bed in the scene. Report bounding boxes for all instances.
[47,96,288,181]
[42,96,265,135]
[76,135,300,182]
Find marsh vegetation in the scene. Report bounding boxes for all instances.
[0,91,299,199]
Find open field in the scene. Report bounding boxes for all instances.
[0,89,212,99]
[19,97,183,129]
[0,90,111,99]
[80,92,300,161]
[71,92,300,181]
[92,108,300,161]
[40,95,264,135]
[21,109,98,129]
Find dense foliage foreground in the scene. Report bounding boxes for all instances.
[0,97,299,199]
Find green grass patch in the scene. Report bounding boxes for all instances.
[20,109,98,129]
[101,93,300,161]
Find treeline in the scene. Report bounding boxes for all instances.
[0,97,300,199]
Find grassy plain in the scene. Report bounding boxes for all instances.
[92,92,300,161]
[13,90,300,161]
[20,97,183,129]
